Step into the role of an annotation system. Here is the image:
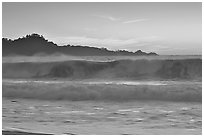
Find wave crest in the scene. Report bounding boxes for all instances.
[3,80,201,102]
[3,59,202,80]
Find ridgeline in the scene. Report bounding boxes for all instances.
[2,33,158,56]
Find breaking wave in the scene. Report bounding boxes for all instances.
[3,59,202,80]
[2,80,202,102]
[3,58,202,102]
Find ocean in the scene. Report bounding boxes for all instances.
[2,55,202,135]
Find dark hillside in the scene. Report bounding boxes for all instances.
[2,33,158,56]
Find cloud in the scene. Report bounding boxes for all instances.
[51,35,165,52]
[92,14,121,21]
[53,36,139,48]
[123,18,149,24]
[92,14,149,25]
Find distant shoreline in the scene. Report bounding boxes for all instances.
[3,33,158,56]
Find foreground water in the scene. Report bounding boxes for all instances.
[2,79,202,135]
[2,98,202,135]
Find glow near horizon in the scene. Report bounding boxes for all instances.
[2,2,202,55]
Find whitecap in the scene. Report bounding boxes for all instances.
[94,107,104,110]
[86,113,95,115]
[118,109,132,112]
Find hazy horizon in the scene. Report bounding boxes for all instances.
[2,2,202,55]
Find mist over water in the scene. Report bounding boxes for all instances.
[3,57,202,81]
[2,56,202,102]
[2,55,202,63]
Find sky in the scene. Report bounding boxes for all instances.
[2,2,202,55]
